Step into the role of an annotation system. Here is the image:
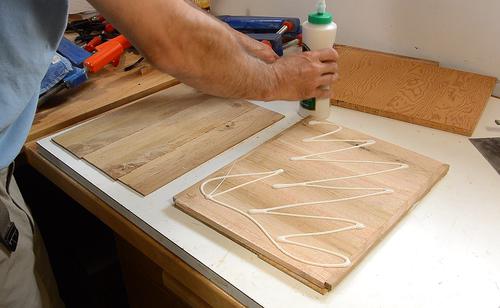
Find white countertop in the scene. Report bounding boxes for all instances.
[37,98,500,308]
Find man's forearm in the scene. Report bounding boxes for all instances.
[89,0,278,99]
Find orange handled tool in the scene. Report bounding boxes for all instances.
[84,35,131,73]
[84,36,102,52]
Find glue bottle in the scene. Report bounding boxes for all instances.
[298,0,337,120]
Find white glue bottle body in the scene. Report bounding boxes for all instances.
[298,0,337,120]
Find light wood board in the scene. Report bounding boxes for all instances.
[334,44,440,66]
[331,46,497,136]
[175,120,448,293]
[53,84,283,196]
[29,52,178,142]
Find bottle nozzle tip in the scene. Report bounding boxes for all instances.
[317,0,327,14]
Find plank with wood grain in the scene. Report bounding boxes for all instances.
[53,84,205,157]
[174,119,448,293]
[30,52,178,142]
[119,107,283,195]
[84,93,257,179]
[334,44,440,66]
[54,83,284,196]
[331,46,496,136]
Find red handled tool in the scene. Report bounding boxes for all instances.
[83,35,131,73]
[277,21,294,35]
[84,36,102,52]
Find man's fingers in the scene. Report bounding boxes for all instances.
[319,61,338,75]
[317,73,339,87]
[317,48,339,62]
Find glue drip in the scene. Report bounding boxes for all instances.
[200,121,408,268]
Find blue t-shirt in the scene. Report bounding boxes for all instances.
[0,0,68,170]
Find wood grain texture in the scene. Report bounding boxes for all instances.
[30,52,178,142]
[331,46,497,136]
[334,44,440,66]
[83,94,256,179]
[175,120,448,292]
[54,84,283,196]
[119,106,283,195]
[53,85,192,158]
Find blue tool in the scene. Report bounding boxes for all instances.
[38,60,88,106]
[63,67,88,88]
[218,16,301,37]
[57,37,92,67]
[38,39,91,105]
[219,16,302,56]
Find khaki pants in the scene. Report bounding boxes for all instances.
[0,164,63,308]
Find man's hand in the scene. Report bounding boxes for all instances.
[267,48,339,101]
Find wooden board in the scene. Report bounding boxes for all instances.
[53,84,283,196]
[331,46,497,136]
[334,44,440,66]
[29,52,178,142]
[174,119,448,292]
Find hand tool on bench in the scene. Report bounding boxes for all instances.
[38,38,91,105]
[218,16,301,38]
[83,35,132,73]
[219,15,302,56]
[66,16,132,72]
[39,34,133,105]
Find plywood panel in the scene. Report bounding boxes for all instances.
[334,44,440,66]
[120,107,283,195]
[84,96,256,179]
[31,52,178,142]
[331,46,496,136]
[175,119,448,292]
[54,84,283,196]
[53,85,193,157]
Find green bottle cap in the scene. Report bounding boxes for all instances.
[308,11,333,24]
